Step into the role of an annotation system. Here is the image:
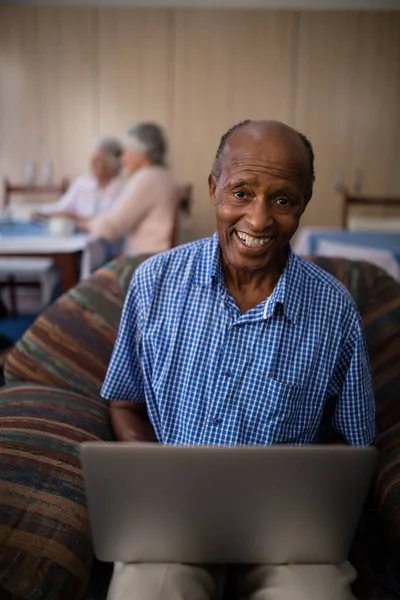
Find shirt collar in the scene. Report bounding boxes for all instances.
[194,233,222,287]
[263,248,302,323]
[195,233,303,323]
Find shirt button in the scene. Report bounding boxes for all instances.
[213,416,222,425]
[224,370,232,378]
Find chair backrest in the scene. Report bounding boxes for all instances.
[170,183,193,249]
[342,189,400,228]
[178,183,193,216]
[3,177,69,207]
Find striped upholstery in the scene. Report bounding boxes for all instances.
[5,262,124,401]
[5,255,150,402]
[1,253,400,599]
[1,256,149,599]
[0,383,113,600]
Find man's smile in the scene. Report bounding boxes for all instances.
[234,230,274,249]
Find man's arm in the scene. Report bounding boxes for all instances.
[32,179,79,219]
[87,171,157,241]
[110,401,157,442]
[74,216,91,231]
[330,311,376,446]
[101,260,162,442]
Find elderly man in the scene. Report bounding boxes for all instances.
[102,120,375,600]
[33,136,126,220]
[77,122,177,254]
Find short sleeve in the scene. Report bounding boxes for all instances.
[330,312,376,446]
[39,178,80,215]
[101,273,145,402]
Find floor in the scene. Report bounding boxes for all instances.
[0,314,37,344]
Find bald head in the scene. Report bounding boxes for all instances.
[212,119,315,201]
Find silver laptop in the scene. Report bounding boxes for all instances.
[80,443,377,565]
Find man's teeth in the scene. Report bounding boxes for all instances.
[236,231,271,248]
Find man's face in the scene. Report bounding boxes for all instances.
[90,149,114,181]
[209,125,310,276]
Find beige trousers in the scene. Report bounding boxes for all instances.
[107,561,357,600]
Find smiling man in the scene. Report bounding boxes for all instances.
[102,120,375,599]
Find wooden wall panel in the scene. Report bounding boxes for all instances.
[172,10,296,238]
[347,12,400,197]
[0,7,399,235]
[293,12,360,228]
[35,7,97,181]
[0,6,96,190]
[0,6,41,183]
[97,9,174,142]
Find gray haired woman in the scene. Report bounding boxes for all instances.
[34,136,127,220]
[78,123,178,255]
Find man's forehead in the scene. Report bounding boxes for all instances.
[226,122,305,158]
[220,122,309,182]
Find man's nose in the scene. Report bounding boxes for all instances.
[245,196,273,232]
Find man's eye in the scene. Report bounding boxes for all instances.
[276,197,292,206]
[234,191,246,199]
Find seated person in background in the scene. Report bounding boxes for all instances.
[102,120,375,600]
[76,122,177,255]
[33,136,126,220]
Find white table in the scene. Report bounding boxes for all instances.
[0,233,90,292]
[0,257,58,310]
[0,220,112,292]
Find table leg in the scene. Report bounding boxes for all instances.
[8,275,18,316]
[52,252,81,293]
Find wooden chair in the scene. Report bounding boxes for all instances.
[170,183,193,249]
[342,190,400,228]
[3,177,69,208]
[178,183,193,217]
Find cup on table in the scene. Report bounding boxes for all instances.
[48,217,75,236]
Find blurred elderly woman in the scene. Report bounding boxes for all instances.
[34,136,126,219]
[78,123,177,255]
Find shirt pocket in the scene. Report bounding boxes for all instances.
[239,378,304,445]
[263,378,304,419]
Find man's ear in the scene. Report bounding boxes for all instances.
[208,173,217,206]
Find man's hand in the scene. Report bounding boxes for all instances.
[31,211,49,221]
[75,217,91,232]
[31,211,78,222]
[110,400,157,443]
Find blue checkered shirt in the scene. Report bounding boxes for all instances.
[102,234,375,446]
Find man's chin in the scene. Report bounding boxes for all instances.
[225,240,290,274]
[229,250,277,274]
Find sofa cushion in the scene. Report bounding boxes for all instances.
[0,383,113,600]
[308,257,400,560]
[4,262,124,401]
[116,253,153,297]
